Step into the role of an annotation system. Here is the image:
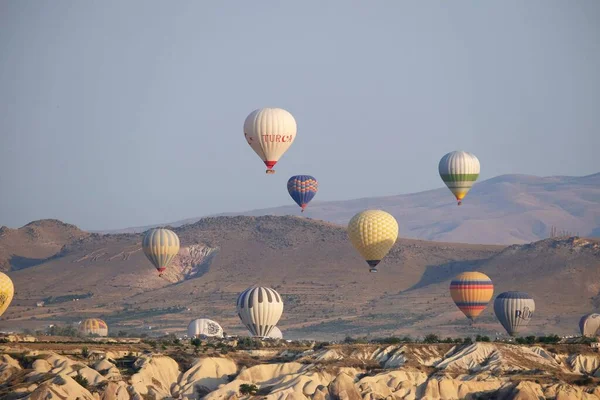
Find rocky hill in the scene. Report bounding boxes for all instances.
[1,216,599,340]
[105,173,600,245]
[1,340,600,399]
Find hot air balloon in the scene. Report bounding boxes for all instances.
[493,291,535,336]
[438,151,480,206]
[579,313,600,337]
[187,318,224,338]
[79,318,108,337]
[0,272,14,318]
[142,228,180,276]
[347,210,398,273]
[243,108,297,174]
[236,286,283,337]
[287,175,318,212]
[450,271,494,322]
[267,326,283,339]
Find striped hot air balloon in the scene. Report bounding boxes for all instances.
[438,151,480,206]
[0,272,14,318]
[494,291,535,336]
[347,210,399,273]
[79,318,109,337]
[142,228,180,276]
[450,271,494,322]
[579,313,600,337]
[287,175,318,212]
[243,108,297,174]
[236,286,283,337]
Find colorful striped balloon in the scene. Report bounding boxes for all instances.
[438,151,480,206]
[287,175,318,212]
[79,318,109,337]
[450,271,494,321]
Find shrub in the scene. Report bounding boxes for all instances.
[475,335,490,342]
[239,383,258,395]
[423,334,439,344]
[82,347,89,358]
[73,374,89,389]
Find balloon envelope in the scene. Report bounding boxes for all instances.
[493,291,535,336]
[579,313,600,337]
[347,210,398,272]
[287,175,318,212]
[0,272,14,318]
[268,326,283,339]
[236,286,283,337]
[450,271,494,321]
[187,318,224,338]
[79,318,108,337]
[142,228,180,275]
[243,108,297,174]
[438,151,480,205]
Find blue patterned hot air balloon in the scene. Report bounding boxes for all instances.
[287,175,318,212]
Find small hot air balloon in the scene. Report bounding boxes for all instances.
[79,318,109,337]
[268,326,283,339]
[243,108,297,174]
[236,286,283,337]
[347,210,399,273]
[142,228,180,276]
[287,175,318,212]
[450,271,494,322]
[438,151,480,206]
[0,272,14,318]
[187,318,224,338]
[493,291,535,336]
[579,313,600,337]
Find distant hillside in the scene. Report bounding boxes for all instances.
[101,173,600,245]
[1,216,599,340]
[0,219,89,272]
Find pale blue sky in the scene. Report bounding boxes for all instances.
[1,1,599,230]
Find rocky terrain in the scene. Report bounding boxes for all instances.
[103,173,600,245]
[1,216,600,340]
[2,339,600,400]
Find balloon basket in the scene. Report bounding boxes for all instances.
[266,170,275,174]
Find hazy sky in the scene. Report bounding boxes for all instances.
[1,1,599,230]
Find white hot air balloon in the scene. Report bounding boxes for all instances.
[267,326,283,339]
[187,318,224,338]
[438,151,481,206]
[243,108,297,174]
[236,286,284,337]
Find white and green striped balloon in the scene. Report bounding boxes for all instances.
[438,151,480,206]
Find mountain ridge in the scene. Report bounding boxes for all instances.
[1,215,599,340]
[92,172,600,245]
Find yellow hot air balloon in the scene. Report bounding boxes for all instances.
[142,228,180,276]
[79,318,109,337]
[243,107,297,174]
[449,271,494,322]
[0,272,14,318]
[347,210,399,273]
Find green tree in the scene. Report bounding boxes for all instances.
[423,334,439,344]
[239,384,258,395]
[73,374,89,389]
